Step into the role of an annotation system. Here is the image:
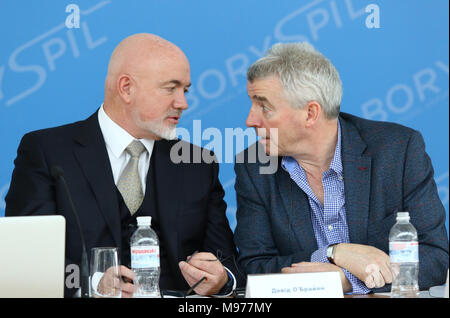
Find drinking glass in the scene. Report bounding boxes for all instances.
[90,247,122,298]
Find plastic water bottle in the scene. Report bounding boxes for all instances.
[389,212,419,298]
[130,216,161,298]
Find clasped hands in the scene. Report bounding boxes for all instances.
[281,243,392,292]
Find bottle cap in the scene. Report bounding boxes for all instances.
[137,216,152,226]
[396,212,410,220]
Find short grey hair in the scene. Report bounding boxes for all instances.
[247,42,342,119]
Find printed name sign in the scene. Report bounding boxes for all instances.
[245,271,343,298]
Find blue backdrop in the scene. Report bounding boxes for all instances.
[0,0,448,235]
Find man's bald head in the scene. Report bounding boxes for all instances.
[103,33,191,140]
[105,33,188,92]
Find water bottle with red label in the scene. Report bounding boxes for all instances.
[130,216,161,298]
[389,212,419,298]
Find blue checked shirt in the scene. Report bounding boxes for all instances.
[281,121,370,294]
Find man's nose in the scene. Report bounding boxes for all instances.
[174,91,189,110]
[246,107,262,128]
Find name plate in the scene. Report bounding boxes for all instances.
[245,271,343,298]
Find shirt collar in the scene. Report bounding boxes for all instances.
[329,119,343,176]
[98,104,154,158]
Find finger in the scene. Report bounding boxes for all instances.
[291,262,316,269]
[371,271,385,288]
[189,261,222,277]
[281,267,297,273]
[291,262,308,267]
[119,266,136,281]
[379,263,393,284]
[365,264,385,287]
[364,274,375,289]
[188,257,222,275]
[290,263,317,272]
[188,252,217,261]
[292,262,340,273]
[179,261,223,295]
[281,265,322,273]
[121,286,134,298]
[179,261,210,286]
[379,253,393,283]
[121,291,134,298]
[179,261,197,283]
[380,267,392,284]
[121,282,135,295]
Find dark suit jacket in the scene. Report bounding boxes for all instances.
[5,111,243,297]
[234,112,448,292]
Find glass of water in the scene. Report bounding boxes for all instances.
[90,247,122,298]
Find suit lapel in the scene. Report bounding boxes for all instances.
[72,111,122,248]
[340,115,372,244]
[277,165,318,251]
[152,140,183,267]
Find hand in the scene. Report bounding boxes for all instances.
[364,264,393,289]
[281,262,352,293]
[178,252,228,296]
[334,243,392,288]
[97,265,135,298]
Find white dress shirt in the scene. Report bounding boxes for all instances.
[97,104,154,192]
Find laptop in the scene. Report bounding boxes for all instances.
[0,215,66,298]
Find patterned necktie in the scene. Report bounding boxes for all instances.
[117,140,147,215]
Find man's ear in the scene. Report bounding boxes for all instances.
[117,74,133,104]
[305,101,321,127]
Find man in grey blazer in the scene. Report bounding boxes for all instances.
[234,42,448,294]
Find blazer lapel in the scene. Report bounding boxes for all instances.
[340,115,372,245]
[277,166,318,251]
[72,111,122,248]
[152,140,183,267]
